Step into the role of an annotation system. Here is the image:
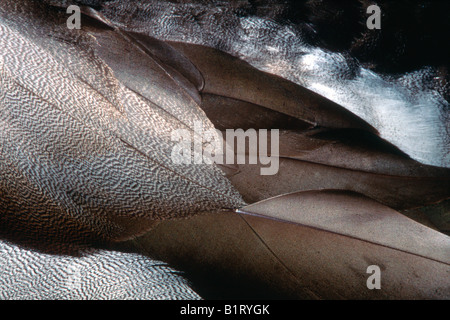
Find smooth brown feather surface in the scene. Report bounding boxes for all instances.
[169,41,378,133]
[0,0,244,250]
[225,159,449,209]
[127,190,450,299]
[239,190,450,264]
[2,0,449,301]
[217,129,450,209]
[200,93,312,131]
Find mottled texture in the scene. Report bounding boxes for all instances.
[130,191,450,299]
[90,0,449,167]
[2,0,449,301]
[0,240,200,300]
[0,0,244,250]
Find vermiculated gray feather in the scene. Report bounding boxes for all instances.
[1,0,449,301]
[0,0,244,244]
[0,239,200,300]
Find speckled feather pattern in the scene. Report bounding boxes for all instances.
[2,0,449,300]
[0,0,244,243]
[97,0,449,167]
[0,239,201,300]
[0,0,247,299]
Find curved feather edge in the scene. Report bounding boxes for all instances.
[237,190,450,264]
[129,190,450,299]
[216,128,449,209]
[168,41,378,133]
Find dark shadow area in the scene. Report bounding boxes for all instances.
[109,240,294,300]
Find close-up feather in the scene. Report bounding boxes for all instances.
[0,0,449,301]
